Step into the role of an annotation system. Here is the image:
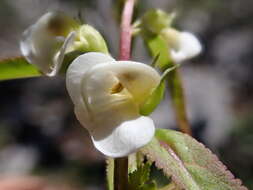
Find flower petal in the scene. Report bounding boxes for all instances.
[20,12,78,76]
[49,31,76,76]
[76,60,159,139]
[74,102,93,131]
[20,21,55,75]
[82,61,160,107]
[170,32,202,63]
[91,116,155,158]
[66,52,115,106]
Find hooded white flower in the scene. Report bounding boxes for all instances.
[20,12,79,76]
[66,52,160,157]
[161,28,202,63]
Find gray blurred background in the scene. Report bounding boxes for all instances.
[0,0,253,189]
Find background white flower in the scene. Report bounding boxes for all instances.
[66,52,160,157]
[20,12,78,76]
[161,28,202,63]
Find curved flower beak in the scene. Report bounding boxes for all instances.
[66,52,160,157]
[20,12,79,76]
[161,28,202,63]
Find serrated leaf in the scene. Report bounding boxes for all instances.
[0,57,41,81]
[141,129,248,190]
[129,162,152,190]
[141,137,201,190]
[140,65,179,116]
[106,158,114,190]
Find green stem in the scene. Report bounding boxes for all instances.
[167,69,192,135]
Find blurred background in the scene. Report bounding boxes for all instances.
[0,0,253,189]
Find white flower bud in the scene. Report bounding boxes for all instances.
[66,52,160,157]
[20,12,79,76]
[161,28,202,63]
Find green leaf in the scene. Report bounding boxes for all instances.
[142,32,172,70]
[159,183,180,190]
[0,57,41,81]
[141,181,157,190]
[141,137,201,190]
[140,65,179,116]
[129,162,151,189]
[106,158,114,190]
[139,81,165,116]
[141,129,248,190]
[129,162,158,190]
[150,53,160,67]
[141,9,175,34]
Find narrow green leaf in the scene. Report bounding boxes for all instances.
[140,65,179,116]
[141,129,248,190]
[106,158,114,190]
[139,81,165,116]
[150,53,160,67]
[0,57,41,81]
[160,65,179,82]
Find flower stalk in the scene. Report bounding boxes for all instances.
[114,0,136,189]
[166,69,192,135]
[114,157,129,190]
[119,0,135,60]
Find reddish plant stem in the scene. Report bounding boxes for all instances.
[119,0,135,60]
[114,1,136,190]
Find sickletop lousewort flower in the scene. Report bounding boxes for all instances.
[160,28,202,63]
[66,52,160,157]
[141,9,202,63]
[20,12,108,76]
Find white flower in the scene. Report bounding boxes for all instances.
[161,28,202,63]
[20,12,79,76]
[66,52,160,157]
